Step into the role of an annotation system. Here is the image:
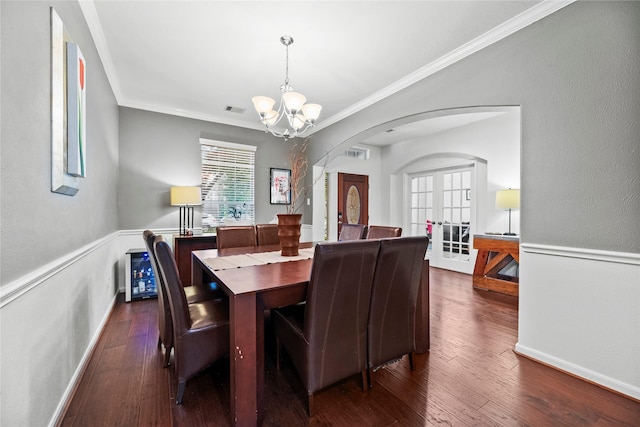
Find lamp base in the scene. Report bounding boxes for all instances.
[178,205,195,236]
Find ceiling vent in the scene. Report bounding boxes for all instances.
[343,147,370,160]
[225,105,246,114]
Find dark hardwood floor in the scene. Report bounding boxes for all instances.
[60,268,640,426]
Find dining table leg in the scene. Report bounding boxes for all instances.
[229,292,264,426]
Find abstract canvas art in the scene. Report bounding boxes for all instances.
[66,42,86,177]
[51,8,86,195]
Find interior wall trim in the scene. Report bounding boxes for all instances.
[514,343,640,401]
[520,243,640,266]
[314,0,577,132]
[0,231,120,308]
[49,293,118,427]
[119,227,181,236]
[80,0,575,132]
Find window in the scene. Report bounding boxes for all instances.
[200,139,256,232]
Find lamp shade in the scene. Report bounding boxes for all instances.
[282,91,306,112]
[170,186,202,206]
[251,96,275,114]
[301,103,322,122]
[496,189,520,210]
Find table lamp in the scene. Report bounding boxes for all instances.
[171,186,202,236]
[495,188,520,236]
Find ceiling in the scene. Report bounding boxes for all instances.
[80,1,567,144]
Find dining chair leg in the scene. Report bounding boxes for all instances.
[276,337,281,371]
[176,381,186,405]
[409,352,415,371]
[163,346,171,367]
[307,393,315,417]
[361,370,368,390]
[367,367,373,389]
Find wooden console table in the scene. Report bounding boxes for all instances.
[472,234,519,296]
[173,234,217,286]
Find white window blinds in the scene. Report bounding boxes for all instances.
[200,139,256,230]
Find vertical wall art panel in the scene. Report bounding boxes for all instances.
[66,42,86,177]
[51,8,79,196]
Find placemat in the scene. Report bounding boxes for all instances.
[203,247,315,271]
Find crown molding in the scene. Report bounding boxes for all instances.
[79,0,123,104]
[315,0,577,131]
[81,0,576,131]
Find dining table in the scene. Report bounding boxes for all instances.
[191,242,430,426]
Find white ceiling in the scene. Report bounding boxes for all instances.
[80,1,569,143]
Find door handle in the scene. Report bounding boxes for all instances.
[437,221,443,226]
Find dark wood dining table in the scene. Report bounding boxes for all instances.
[191,242,430,427]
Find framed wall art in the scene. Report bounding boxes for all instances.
[270,168,291,205]
[51,8,86,196]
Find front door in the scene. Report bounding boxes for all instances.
[337,173,369,236]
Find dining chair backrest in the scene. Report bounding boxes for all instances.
[365,225,402,239]
[153,234,230,404]
[154,236,192,334]
[216,225,257,249]
[303,239,380,392]
[143,230,174,356]
[368,236,428,370]
[338,223,367,241]
[256,224,280,246]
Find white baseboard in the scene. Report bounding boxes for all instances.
[48,292,118,427]
[517,243,640,402]
[515,343,640,400]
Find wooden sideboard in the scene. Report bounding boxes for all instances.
[173,234,217,286]
[472,234,519,296]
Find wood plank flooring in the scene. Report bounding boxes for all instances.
[60,268,640,426]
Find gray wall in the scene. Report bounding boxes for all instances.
[118,107,295,229]
[1,1,121,425]
[1,0,120,286]
[309,1,640,254]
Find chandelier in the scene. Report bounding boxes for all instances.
[252,36,322,140]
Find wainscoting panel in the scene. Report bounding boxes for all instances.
[517,243,640,400]
[0,232,121,427]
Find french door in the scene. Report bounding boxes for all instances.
[409,167,474,274]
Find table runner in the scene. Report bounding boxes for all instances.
[203,247,315,271]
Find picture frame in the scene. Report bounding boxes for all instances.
[270,168,291,205]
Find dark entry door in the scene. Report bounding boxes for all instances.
[337,173,369,236]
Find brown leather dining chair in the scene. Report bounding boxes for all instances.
[367,236,428,387]
[216,225,257,249]
[154,235,230,404]
[272,239,381,415]
[143,230,225,367]
[365,225,402,239]
[255,223,280,246]
[338,223,367,241]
